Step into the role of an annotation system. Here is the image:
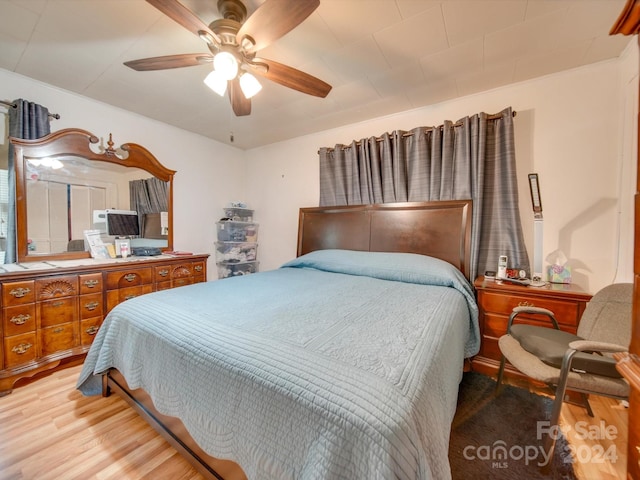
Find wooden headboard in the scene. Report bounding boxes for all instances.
[297,200,473,279]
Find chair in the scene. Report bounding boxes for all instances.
[495,283,633,456]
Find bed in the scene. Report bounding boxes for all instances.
[77,200,480,480]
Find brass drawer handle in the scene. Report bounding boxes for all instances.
[53,327,64,334]
[51,301,64,308]
[176,279,186,285]
[83,279,99,288]
[194,265,203,272]
[124,274,137,282]
[10,314,31,325]
[10,287,31,298]
[518,301,535,307]
[84,301,99,311]
[12,342,32,354]
[124,294,136,300]
[85,326,99,335]
[158,269,169,277]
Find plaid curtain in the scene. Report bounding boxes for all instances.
[318,107,529,280]
[129,177,169,235]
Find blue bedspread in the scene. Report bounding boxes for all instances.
[77,250,479,480]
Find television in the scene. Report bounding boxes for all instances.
[93,209,140,237]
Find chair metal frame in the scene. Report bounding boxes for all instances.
[495,305,629,458]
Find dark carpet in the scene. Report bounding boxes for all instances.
[448,372,577,480]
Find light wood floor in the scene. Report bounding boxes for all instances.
[561,393,628,480]
[0,365,628,479]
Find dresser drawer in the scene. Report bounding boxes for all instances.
[79,273,103,294]
[80,318,102,346]
[478,336,501,362]
[36,275,78,300]
[154,263,193,282]
[156,278,194,291]
[40,297,77,328]
[105,268,153,289]
[156,280,172,292]
[192,261,205,278]
[172,277,193,289]
[2,281,35,306]
[3,304,36,336]
[79,293,103,319]
[106,285,153,311]
[154,265,176,282]
[41,323,76,355]
[479,291,581,327]
[5,332,37,367]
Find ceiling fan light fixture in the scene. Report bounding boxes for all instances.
[204,70,228,96]
[239,72,262,99]
[213,50,239,81]
[130,0,331,116]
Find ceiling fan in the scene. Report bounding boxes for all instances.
[124,0,332,116]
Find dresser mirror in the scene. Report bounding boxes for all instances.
[11,128,175,262]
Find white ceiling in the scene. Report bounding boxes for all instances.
[0,0,632,149]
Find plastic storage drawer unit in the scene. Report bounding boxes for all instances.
[216,221,259,242]
[223,208,254,222]
[215,241,258,263]
[217,261,259,278]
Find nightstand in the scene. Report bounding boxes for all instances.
[472,276,593,379]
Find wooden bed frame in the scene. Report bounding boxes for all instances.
[102,200,473,479]
[297,201,472,279]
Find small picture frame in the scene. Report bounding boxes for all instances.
[84,229,109,259]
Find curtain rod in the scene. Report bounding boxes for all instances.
[0,99,60,119]
[319,110,517,153]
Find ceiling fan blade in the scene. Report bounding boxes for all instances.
[124,53,212,71]
[237,0,319,53]
[251,58,331,98]
[229,77,251,116]
[146,0,219,43]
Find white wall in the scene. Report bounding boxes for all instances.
[0,69,246,275]
[245,49,639,295]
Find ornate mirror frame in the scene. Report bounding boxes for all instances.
[11,128,175,262]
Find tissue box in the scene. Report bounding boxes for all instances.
[548,265,572,284]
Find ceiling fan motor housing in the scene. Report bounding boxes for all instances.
[208,18,241,48]
[217,0,247,23]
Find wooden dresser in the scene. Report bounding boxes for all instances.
[0,254,208,396]
[472,276,592,378]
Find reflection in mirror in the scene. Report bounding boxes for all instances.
[25,156,168,255]
[11,129,175,262]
